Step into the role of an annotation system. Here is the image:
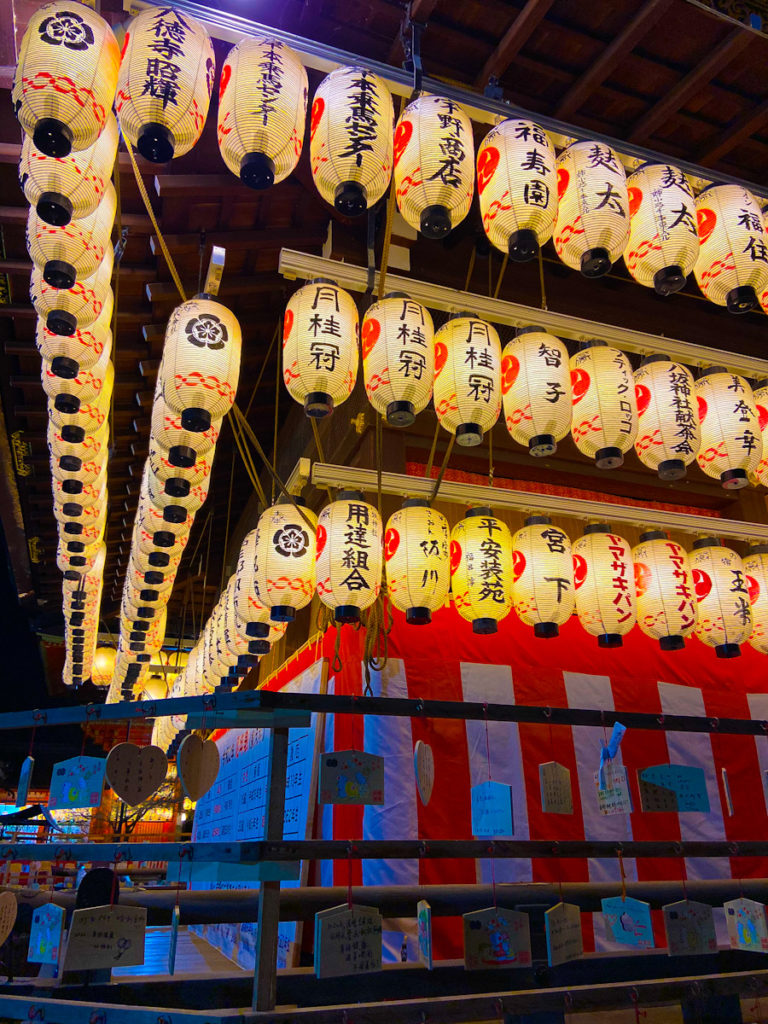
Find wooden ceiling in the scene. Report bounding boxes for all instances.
[1,0,768,656]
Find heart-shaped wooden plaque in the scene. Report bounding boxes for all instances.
[177,734,220,802]
[414,740,435,806]
[106,743,167,806]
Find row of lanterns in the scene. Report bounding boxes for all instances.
[284,280,768,490]
[13,5,768,312]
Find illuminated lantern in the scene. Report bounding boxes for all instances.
[145,461,211,519]
[222,578,270,659]
[41,343,111,408]
[393,94,474,239]
[136,517,189,560]
[91,646,116,687]
[126,559,176,600]
[158,297,241,430]
[57,536,103,578]
[752,382,768,487]
[12,2,120,157]
[694,184,768,313]
[744,544,768,655]
[47,418,109,472]
[384,500,449,624]
[135,490,194,547]
[511,515,574,638]
[115,7,215,162]
[27,181,116,288]
[450,507,513,634]
[234,532,288,642]
[633,355,699,480]
[632,530,697,650]
[362,293,434,426]
[283,280,359,418]
[433,314,501,446]
[554,140,629,277]
[54,498,106,542]
[477,118,557,261]
[53,469,106,513]
[569,341,637,468]
[572,524,636,647]
[150,393,221,466]
[695,368,761,489]
[148,435,212,495]
[316,492,382,623]
[20,113,118,226]
[501,328,571,457]
[50,443,106,487]
[31,249,113,337]
[48,388,112,446]
[690,538,752,659]
[249,501,317,622]
[218,38,307,190]
[36,301,112,375]
[310,66,393,216]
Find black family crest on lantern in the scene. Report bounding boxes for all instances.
[185,313,228,350]
[38,10,94,50]
[273,524,310,558]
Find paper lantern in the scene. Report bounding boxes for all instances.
[623,162,699,295]
[751,382,768,487]
[554,140,629,277]
[632,530,697,650]
[115,7,215,162]
[694,184,768,313]
[501,328,571,457]
[54,497,106,541]
[12,2,120,157]
[362,293,434,426]
[221,577,269,659]
[158,297,241,430]
[47,418,108,472]
[27,181,116,288]
[148,435,212,495]
[450,507,513,634]
[41,343,111,408]
[218,38,307,190]
[633,355,700,480]
[572,524,636,647]
[569,342,637,468]
[744,544,768,655]
[690,538,752,658]
[135,489,194,546]
[48,388,111,444]
[393,94,474,239]
[150,393,221,466]
[310,66,393,216]
[234,532,287,642]
[248,502,317,622]
[136,518,189,560]
[145,460,211,519]
[31,247,113,335]
[35,301,112,375]
[53,469,106,513]
[20,113,118,226]
[512,515,574,638]
[50,454,105,494]
[91,646,116,687]
[433,314,501,446]
[57,536,102,578]
[316,491,382,623]
[283,280,359,418]
[477,118,557,261]
[126,559,176,599]
[695,368,761,489]
[384,500,449,624]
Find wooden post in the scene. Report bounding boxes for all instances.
[252,726,289,1011]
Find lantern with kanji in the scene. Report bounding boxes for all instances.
[233,535,287,647]
[316,491,383,623]
[13,2,120,157]
[433,314,501,447]
[115,7,215,162]
[633,355,700,480]
[690,538,752,659]
[283,279,359,418]
[393,94,474,239]
[694,184,768,313]
[744,544,768,655]
[362,293,434,426]
[554,140,629,277]
[572,524,636,647]
[751,381,768,487]
[148,435,212,496]
[27,181,116,288]
[501,328,571,457]
[450,508,513,634]
[477,118,557,262]
[150,393,221,466]
[309,66,393,216]
[384,500,449,624]
[511,515,574,638]
[569,341,637,468]
[36,302,112,376]
[248,501,317,621]
[695,368,761,489]
[632,530,697,650]
[31,245,113,335]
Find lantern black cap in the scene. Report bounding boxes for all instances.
[534,622,559,638]
[164,478,190,498]
[304,391,334,418]
[466,506,494,519]
[524,514,551,526]
[726,285,757,314]
[721,468,748,490]
[639,353,670,366]
[168,445,196,468]
[144,570,164,585]
[137,122,175,163]
[248,639,270,655]
[639,529,667,542]
[456,422,483,447]
[47,310,77,336]
[240,151,275,190]
[335,605,360,624]
[54,393,81,415]
[334,180,367,218]
[246,621,270,638]
[387,400,415,427]
[406,606,431,625]
[584,522,610,534]
[44,260,77,290]
[62,502,82,517]
[37,191,73,227]
[271,605,295,623]
[163,505,187,524]
[508,228,538,263]
[420,204,452,240]
[51,355,79,379]
[748,543,768,555]
[63,522,83,535]
[659,635,684,651]
[693,536,720,550]
[473,617,497,635]
[148,551,170,567]
[596,446,624,470]
[33,118,73,158]
[653,264,686,296]
[339,489,364,501]
[580,247,611,278]
[529,433,556,457]
[66,540,85,552]
[716,642,741,659]
[181,408,211,433]
[59,454,82,472]
[62,479,83,494]
[139,589,159,603]
[403,498,430,509]
[658,458,686,481]
[61,425,85,443]
[598,633,623,648]
[153,530,175,547]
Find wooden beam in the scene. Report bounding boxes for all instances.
[387,0,441,65]
[149,227,327,256]
[474,0,556,88]
[696,94,768,165]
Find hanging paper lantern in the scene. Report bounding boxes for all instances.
[148,435,213,497]
[12,2,120,157]
[554,140,629,277]
[309,66,393,216]
[145,460,211,519]
[690,538,752,659]
[20,113,118,226]
[393,94,474,239]
[27,181,116,288]
[36,301,112,375]
[512,515,574,638]
[54,497,106,542]
[695,368,761,489]
[234,532,288,641]
[751,382,768,487]
[221,577,269,659]
[47,418,109,472]
[477,118,557,261]
[150,393,221,466]
[50,442,106,487]
[450,507,513,634]
[48,388,112,446]
[572,524,636,647]
[91,646,116,687]
[31,248,113,335]
[744,544,768,655]
[315,491,382,623]
[633,355,699,480]
[115,7,215,162]
[433,314,501,447]
[41,342,111,407]
[362,293,434,426]
[136,517,190,560]
[569,341,637,468]
[694,184,768,313]
[632,530,697,650]
[384,500,449,624]
[218,38,307,190]
[53,470,106,514]
[501,328,571,457]
[57,536,103,578]
[248,502,317,622]
[135,489,194,547]
[283,279,359,418]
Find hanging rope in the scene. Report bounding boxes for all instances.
[229,409,268,507]
[219,446,236,591]
[463,247,476,293]
[245,320,281,418]
[430,435,456,502]
[376,96,404,302]
[493,252,509,299]
[109,157,122,452]
[424,422,440,480]
[271,336,281,504]
[537,245,548,311]
[488,428,494,487]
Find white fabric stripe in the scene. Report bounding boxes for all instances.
[319,674,335,890]
[747,693,768,813]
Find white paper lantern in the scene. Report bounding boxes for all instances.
[694,184,768,313]
[632,530,697,650]
[384,500,450,624]
[572,525,636,647]
[31,247,113,337]
[501,328,571,457]
[27,180,116,288]
[41,342,111,407]
[744,544,768,655]
[433,315,501,446]
[47,417,108,472]
[690,538,752,658]
[569,342,637,468]
[752,382,768,488]
[362,293,434,426]
[316,491,382,623]
[150,393,221,466]
[249,502,317,621]
[450,507,513,634]
[35,300,112,375]
[633,355,700,480]
[695,368,761,489]
[511,515,574,638]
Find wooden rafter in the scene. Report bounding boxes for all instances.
[697,95,768,165]
[474,0,556,88]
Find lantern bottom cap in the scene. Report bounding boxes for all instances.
[153,530,175,547]
[144,570,164,585]
[721,468,748,490]
[240,151,276,190]
[534,622,559,638]
[168,444,197,468]
[334,605,361,624]
[137,122,175,164]
[62,569,80,581]
[180,407,212,433]
[46,310,77,337]
[248,639,270,655]
[529,433,556,457]
[334,180,367,218]
[61,502,83,517]
[271,605,296,622]
[63,522,83,535]
[163,505,187,524]
[726,285,757,314]
[68,554,86,565]
[59,455,82,472]
[69,613,85,625]
[659,635,684,651]
[304,392,334,418]
[61,424,85,443]
[44,259,77,290]
[420,204,452,240]
[597,633,623,648]
[386,400,415,427]
[164,477,190,498]
[62,479,83,494]
[456,422,483,446]
[658,458,686,481]
[245,621,270,638]
[134,653,150,662]
[148,551,170,567]
[406,606,432,625]
[508,228,538,263]
[53,392,81,415]
[32,118,73,158]
[472,617,498,635]
[66,540,85,553]
[139,589,159,602]
[653,264,686,296]
[136,607,154,619]
[716,643,741,659]
[596,446,624,470]
[580,247,611,278]
[37,191,73,227]
[50,355,79,379]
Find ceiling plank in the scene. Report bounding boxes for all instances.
[474,0,556,88]
[387,0,441,65]
[696,95,768,165]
